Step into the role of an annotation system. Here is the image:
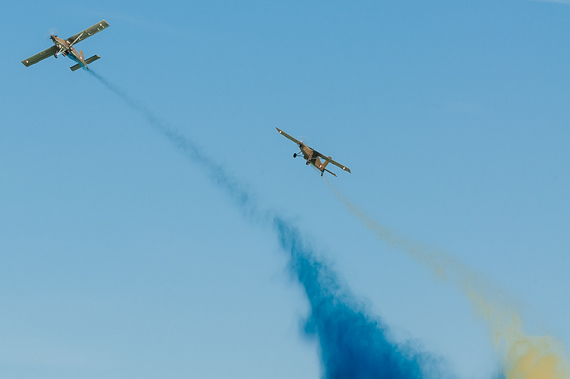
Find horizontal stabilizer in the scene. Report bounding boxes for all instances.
[85,55,100,64]
[69,55,100,71]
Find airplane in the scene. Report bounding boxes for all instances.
[21,20,110,71]
[276,127,351,177]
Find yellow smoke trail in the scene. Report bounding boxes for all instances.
[325,179,569,379]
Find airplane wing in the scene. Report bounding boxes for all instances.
[276,128,303,146]
[314,151,351,173]
[66,20,110,45]
[21,45,58,67]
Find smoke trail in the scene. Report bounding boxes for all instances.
[273,216,448,379]
[325,179,570,379]
[87,71,445,378]
[88,70,253,211]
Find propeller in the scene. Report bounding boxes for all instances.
[45,28,64,58]
[46,28,58,39]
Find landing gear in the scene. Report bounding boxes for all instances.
[293,153,297,158]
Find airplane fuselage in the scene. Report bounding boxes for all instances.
[299,143,327,173]
[50,35,87,70]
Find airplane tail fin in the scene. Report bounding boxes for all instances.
[321,157,331,170]
[318,157,333,176]
[79,49,84,61]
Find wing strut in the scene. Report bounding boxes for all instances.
[69,33,84,47]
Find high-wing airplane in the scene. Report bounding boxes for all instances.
[276,127,351,177]
[21,20,109,71]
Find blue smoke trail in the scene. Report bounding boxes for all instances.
[88,70,253,211]
[273,216,445,379]
[88,70,449,378]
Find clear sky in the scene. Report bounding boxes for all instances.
[1,1,569,378]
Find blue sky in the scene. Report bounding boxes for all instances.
[1,1,569,378]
